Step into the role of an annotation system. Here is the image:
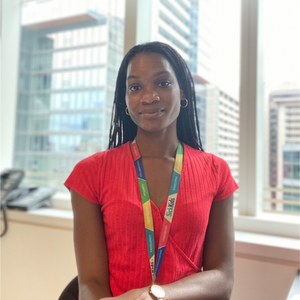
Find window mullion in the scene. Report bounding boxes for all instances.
[238,0,263,216]
[124,0,138,54]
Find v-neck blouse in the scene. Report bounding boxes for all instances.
[65,142,238,296]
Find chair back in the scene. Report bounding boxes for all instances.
[58,276,78,300]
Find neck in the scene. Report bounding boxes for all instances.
[134,130,179,159]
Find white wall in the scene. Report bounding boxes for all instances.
[1,212,77,300]
[1,211,298,300]
[232,257,297,300]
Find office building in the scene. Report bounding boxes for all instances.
[13,0,214,188]
[193,75,208,150]
[13,0,124,187]
[194,78,239,182]
[138,0,212,80]
[190,0,212,79]
[268,87,300,212]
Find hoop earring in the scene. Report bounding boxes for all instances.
[181,98,188,108]
[125,107,130,115]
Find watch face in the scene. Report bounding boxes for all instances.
[151,285,165,298]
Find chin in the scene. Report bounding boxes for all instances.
[134,118,177,135]
[139,124,176,135]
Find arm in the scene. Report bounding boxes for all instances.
[162,194,235,300]
[71,189,112,300]
[104,194,235,300]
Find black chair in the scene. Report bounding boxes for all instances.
[58,276,79,300]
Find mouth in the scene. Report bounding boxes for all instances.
[139,108,164,119]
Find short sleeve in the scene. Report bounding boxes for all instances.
[64,153,101,204]
[212,155,239,201]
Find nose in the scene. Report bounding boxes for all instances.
[140,87,160,104]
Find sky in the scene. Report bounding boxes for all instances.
[263,0,300,90]
[209,0,300,97]
[209,0,241,98]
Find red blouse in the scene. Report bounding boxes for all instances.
[65,142,238,296]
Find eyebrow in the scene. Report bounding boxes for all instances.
[127,70,171,81]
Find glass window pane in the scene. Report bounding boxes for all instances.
[136,0,241,206]
[262,0,300,214]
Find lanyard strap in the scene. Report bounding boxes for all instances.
[131,140,183,283]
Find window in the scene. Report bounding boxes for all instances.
[12,0,125,189]
[1,0,299,238]
[133,0,241,207]
[237,0,299,237]
[261,0,300,215]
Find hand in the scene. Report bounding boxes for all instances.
[100,287,153,300]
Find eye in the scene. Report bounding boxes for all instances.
[129,85,141,91]
[158,81,171,87]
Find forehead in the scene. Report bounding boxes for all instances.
[126,52,175,78]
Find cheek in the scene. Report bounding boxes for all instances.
[175,102,181,117]
[125,94,137,108]
[171,91,181,109]
[175,95,182,117]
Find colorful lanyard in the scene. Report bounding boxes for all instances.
[131,140,183,283]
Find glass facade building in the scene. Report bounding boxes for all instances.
[283,145,300,212]
[13,2,124,188]
[267,88,300,213]
[194,80,239,182]
[13,0,239,190]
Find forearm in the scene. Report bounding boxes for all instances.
[79,279,112,300]
[162,269,233,300]
[99,269,233,300]
[96,269,232,300]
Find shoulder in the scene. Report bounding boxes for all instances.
[183,143,227,166]
[73,142,130,171]
[183,143,231,179]
[182,143,238,200]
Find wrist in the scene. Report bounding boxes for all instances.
[149,284,165,300]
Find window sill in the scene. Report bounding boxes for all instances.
[233,210,300,239]
[4,196,299,268]
[1,191,74,230]
[4,207,73,230]
[51,191,72,210]
[18,192,300,240]
[235,231,300,267]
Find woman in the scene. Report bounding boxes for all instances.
[65,41,238,300]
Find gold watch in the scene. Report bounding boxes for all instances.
[149,284,165,300]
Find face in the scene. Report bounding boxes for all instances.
[125,52,183,135]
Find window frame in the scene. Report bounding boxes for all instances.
[125,0,300,238]
[1,0,299,239]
